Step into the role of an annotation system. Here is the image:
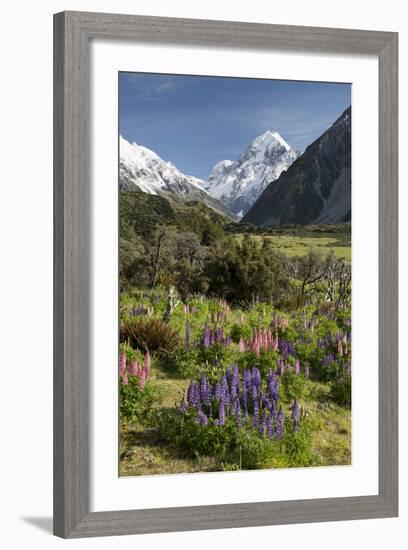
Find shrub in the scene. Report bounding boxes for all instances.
[229,323,253,343]
[329,372,351,407]
[157,348,201,379]
[196,343,235,376]
[120,318,181,352]
[279,417,314,467]
[120,376,159,424]
[280,369,307,402]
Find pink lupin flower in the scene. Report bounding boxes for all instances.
[144,351,151,375]
[295,359,301,374]
[272,335,279,352]
[139,367,148,390]
[122,371,129,385]
[253,341,260,357]
[129,360,141,377]
[119,352,127,378]
[238,338,245,352]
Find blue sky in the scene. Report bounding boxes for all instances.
[119,72,351,180]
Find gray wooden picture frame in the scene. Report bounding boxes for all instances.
[53,10,398,538]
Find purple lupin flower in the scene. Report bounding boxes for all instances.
[251,383,258,405]
[241,382,248,411]
[259,412,267,435]
[276,409,284,440]
[202,324,211,348]
[243,369,253,392]
[267,369,276,399]
[280,339,289,358]
[200,374,211,404]
[185,319,191,352]
[252,397,260,430]
[272,374,279,402]
[251,366,261,389]
[266,414,274,439]
[217,398,225,426]
[230,364,240,400]
[196,410,209,426]
[226,366,233,387]
[261,391,272,412]
[232,396,240,415]
[221,373,230,405]
[292,399,299,432]
[178,395,188,414]
[187,381,201,408]
[213,381,221,401]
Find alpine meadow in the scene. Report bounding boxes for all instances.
[119,73,352,476]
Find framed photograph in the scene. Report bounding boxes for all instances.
[54,11,398,538]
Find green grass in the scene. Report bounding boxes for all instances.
[233,232,351,261]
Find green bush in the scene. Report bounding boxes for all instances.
[196,343,235,376]
[329,372,351,407]
[280,417,315,466]
[280,369,307,402]
[155,407,314,470]
[229,323,253,343]
[120,318,181,352]
[157,348,201,378]
[120,376,160,424]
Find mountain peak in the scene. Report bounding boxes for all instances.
[204,132,299,216]
[250,130,291,152]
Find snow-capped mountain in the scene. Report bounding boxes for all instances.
[120,135,206,195]
[119,136,236,219]
[204,131,300,217]
[243,107,351,227]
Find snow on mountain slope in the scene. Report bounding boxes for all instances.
[119,136,237,219]
[119,136,205,195]
[204,131,299,217]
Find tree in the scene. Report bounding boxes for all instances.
[173,232,203,269]
[295,249,333,296]
[203,237,289,306]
